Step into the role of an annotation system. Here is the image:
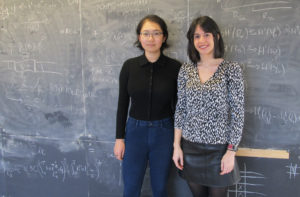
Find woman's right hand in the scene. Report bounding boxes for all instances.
[173,146,184,170]
[114,139,125,161]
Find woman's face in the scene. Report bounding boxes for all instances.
[193,25,215,58]
[138,20,166,54]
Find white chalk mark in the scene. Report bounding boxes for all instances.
[228,163,266,196]
[1,131,115,144]
[252,7,292,12]
[244,163,247,196]
[237,182,264,186]
[5,97,23,103]
[286,163,300,179]
[221,1,290,10]
[240,171,264,176]
[227,190,267,196]
[1,60,63,75]
[103,64,119,67]
[78,0,87,136]
[0,128,6,177]
[22,20,48,24]
[240,175,266,179]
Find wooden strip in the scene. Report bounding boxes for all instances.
[236,148,289,159]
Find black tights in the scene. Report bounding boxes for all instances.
[187,182,227,197]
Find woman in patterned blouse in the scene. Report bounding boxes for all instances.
[172,16,244,197]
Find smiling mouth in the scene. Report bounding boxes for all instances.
[198,45,208,49]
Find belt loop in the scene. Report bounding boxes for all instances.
[160,120,163,128]
[135,119,138,127]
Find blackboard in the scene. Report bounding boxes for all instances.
[1,0,300,196]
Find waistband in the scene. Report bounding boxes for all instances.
[127,116,173,127]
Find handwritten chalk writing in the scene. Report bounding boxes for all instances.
[37,147,46,156]
[15,1,67,10]
[261,11,275,21]
[112,32,126,41]
[59,28,80,35]
[280,111,300,125]
[228,163,266,196]
[96,0,149,11]
[22,18,50,32]
[17,42,43,55]
[49,83,97,98]
[247,106,300,125]
[249,45,280,57]
[27,22,41,33]
[284,24,300,36]
[90,67,119,87]
[2,157,120,184]
[96,2,115,11]
[246,61,286,75]
[67,0,80,5]
[225,44,281,58]
[232,10,247,21]
[253,106,272,125]
[92,31,126,42]
[286,163,300,179]
[222,26,281,39]
[1,60,62,75]
[105,9,149,22]
[224,44,246,55]
[223,24,300,39]
[92,77,118,88]
[0,39,46,58]
[123,22,139,29]
[0,7,12,20]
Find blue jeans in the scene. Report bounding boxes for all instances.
[122,117,174,197]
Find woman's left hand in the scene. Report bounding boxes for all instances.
[220,150,236,175]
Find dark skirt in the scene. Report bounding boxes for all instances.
[179,138,241,187]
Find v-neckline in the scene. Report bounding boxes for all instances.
[196,60,224,85]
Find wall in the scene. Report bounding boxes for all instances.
[1,0,300,196]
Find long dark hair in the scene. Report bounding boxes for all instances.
[187,16,224,64]
[134,14,169,51]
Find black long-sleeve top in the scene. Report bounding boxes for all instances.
[116,53,181,139]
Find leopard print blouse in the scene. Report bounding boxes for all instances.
[174,60,244,146]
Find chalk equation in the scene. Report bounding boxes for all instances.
[225,44,281,58]
[96,0,149,11]
[228,163,266,197]
[242,61,286,75]
[222,26,281,39]
[246,106,300,125]
[49,83,97,99]
[223,24,300,40]
[1,154,122,185]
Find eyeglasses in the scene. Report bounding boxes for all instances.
[140,31,163,38]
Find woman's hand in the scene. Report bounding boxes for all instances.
[220,150,236,175]
[114,139,125,161]
[173,146,184,170]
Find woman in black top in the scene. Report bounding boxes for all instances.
[114,15,181,197]
[173,16,244,197]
